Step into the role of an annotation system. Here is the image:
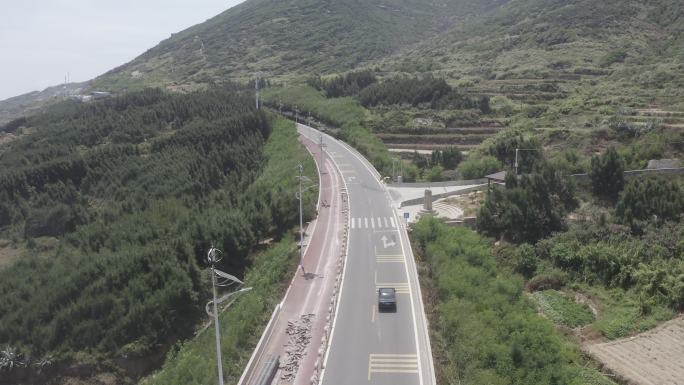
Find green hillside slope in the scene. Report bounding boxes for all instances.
[92,0,507,90]
[371,0,683,164]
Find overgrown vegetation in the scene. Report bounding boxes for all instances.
[0,89,316,370]
[413,217,615,385]
[478,164,578,243]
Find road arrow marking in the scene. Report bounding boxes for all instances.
[380,235,396,248]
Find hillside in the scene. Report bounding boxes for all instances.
[0,81,89,126]
[91,0,507,90]
[0,88,318,383]
[374,0,684,161]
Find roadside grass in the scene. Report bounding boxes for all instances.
[262,85,403,178]
[531,290,594,328]
[580,285,674,340]
[262,85,365,127]
[413,217,617,385]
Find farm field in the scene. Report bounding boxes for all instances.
[586,316,684,385]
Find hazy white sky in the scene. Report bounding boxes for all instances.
[0,0,246,101]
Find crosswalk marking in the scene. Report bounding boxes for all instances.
[349,217,398,230]
[376,254,405,263]
[368,354,418,380]
[376,282,410,294]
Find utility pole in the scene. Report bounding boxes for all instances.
[515,148,519,176]
[255,76,259,110]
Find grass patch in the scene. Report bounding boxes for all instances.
[582,285,674,339]
[532,290,594,328]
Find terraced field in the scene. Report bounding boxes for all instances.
[586,316,684,385]
[378,120,506,152]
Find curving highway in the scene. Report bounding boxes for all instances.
[298,124,436,385]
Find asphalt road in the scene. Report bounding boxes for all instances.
[298,124,435,385]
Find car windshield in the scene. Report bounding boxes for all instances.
[380,290,394,297]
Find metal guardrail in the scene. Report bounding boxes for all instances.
[237,304,282,385]
[253,355,280,385]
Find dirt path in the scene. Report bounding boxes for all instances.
[584,316,684,385]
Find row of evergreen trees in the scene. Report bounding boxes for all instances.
[307,70,377,98]
[358,75,479,110]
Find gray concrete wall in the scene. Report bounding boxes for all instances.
[391,179,488,188]
[571,168,684,181]
[399,184,487,208]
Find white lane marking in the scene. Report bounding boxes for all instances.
[390,217,397,228]
[377,217,382,228]
[376,254,405,263]
[371,217,375,228]
[351,218,356,229]
[384,217,389,227]
[318,125,352,384]
[375,283,410,294]
[368,354,419,380]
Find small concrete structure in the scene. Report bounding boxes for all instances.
[423,189,433,212]
[485,171,507,187]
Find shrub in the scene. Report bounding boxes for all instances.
[459,156,502,179]
[478,163,577,243]
[589,147,625,202]
[615,178,684,230]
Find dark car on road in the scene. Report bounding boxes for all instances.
[378,287,396,312]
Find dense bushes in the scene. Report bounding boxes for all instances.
[458,155,503,179]
[0,89,317,360]
[478,164,578,243]
[530,219,684,310]
[358,75,477,110]
[413,217,613,385]
[480,130,543,173]
[615,177,684,230]
[307,70,376,98]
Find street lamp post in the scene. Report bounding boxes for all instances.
[295,166,315,273]
[298,165,304,271]
[208,247,224,385]
[206,246,252,385]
